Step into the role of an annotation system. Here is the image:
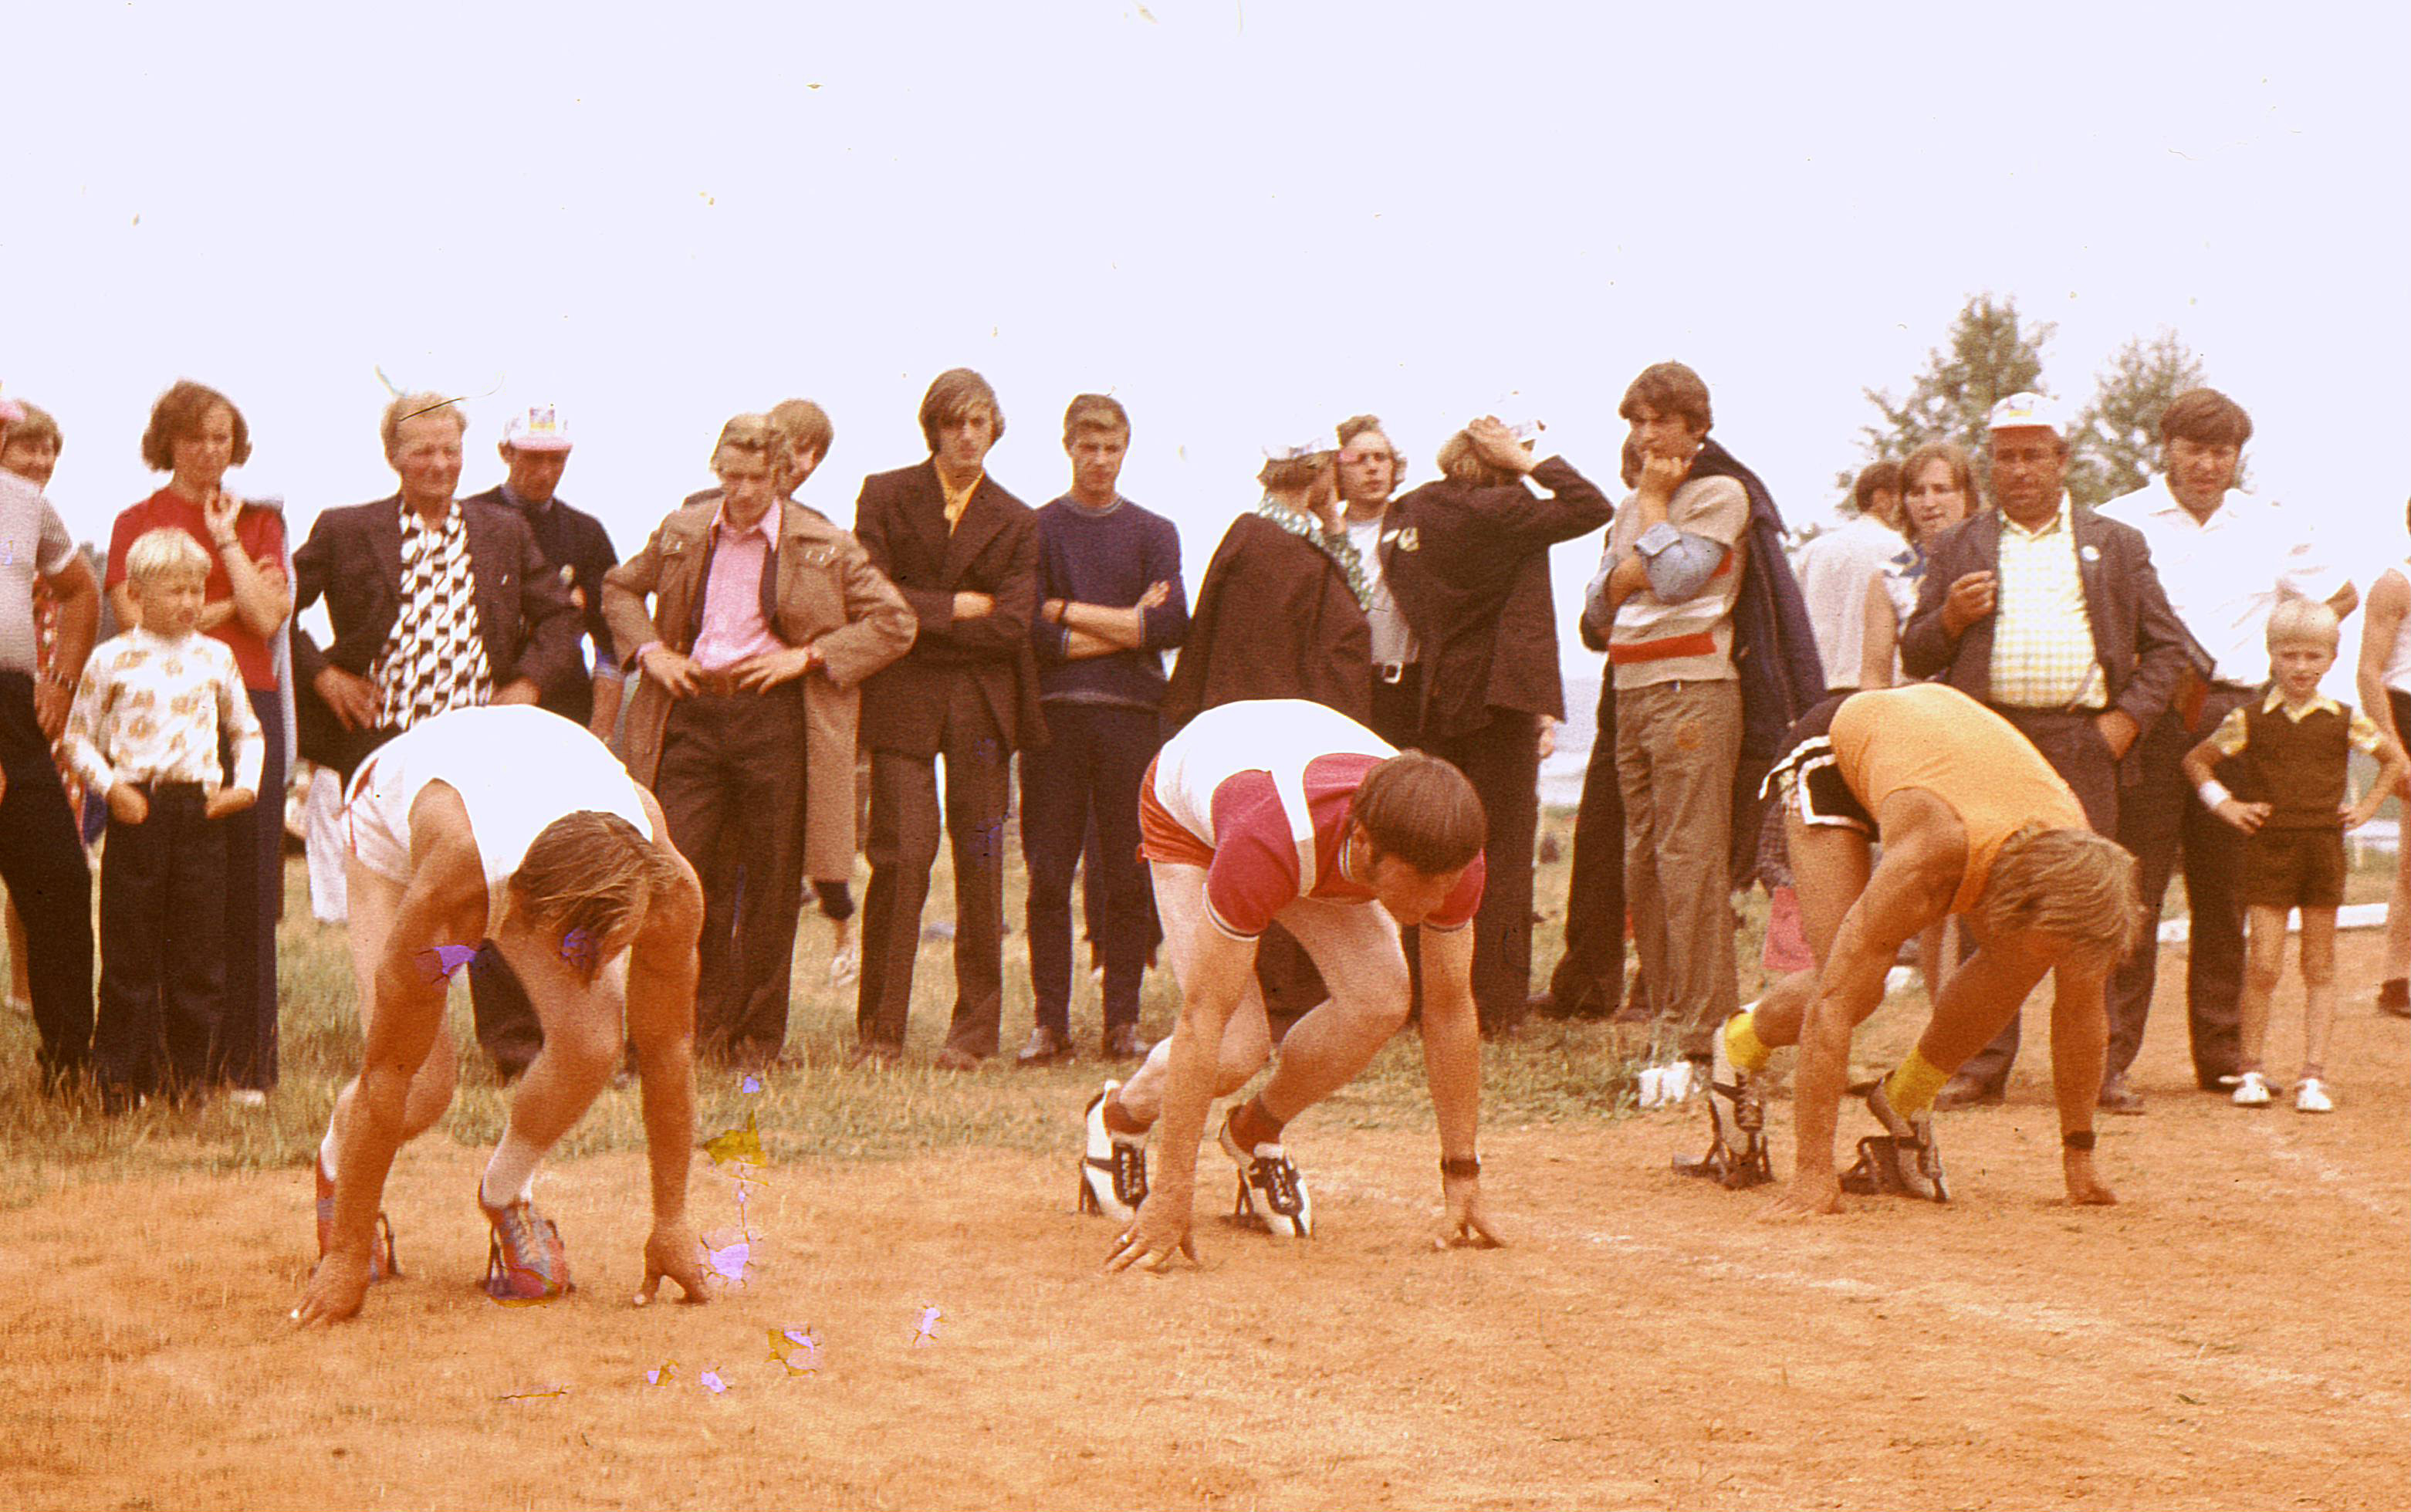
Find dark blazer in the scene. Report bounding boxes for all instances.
[1899,500,2190,742]
[1162,512,1371,732]
[1382,455,1613,741]
[853,461,1047,756]
[462,485,617,721]
[290,494,581,764]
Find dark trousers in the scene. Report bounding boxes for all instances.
[1547,675,1626,1013]
[2105,695,2249,1086]
[858,681,1010,1057]
[1956,705,2124,1088]
[0,675,94,1081]
[654,688,810,1064]
[1023,702,1158,1037]
[1368,663,1424,749]
[94,783,227,1095]
[1425,708,1543,1033]
[213,688,286,1090]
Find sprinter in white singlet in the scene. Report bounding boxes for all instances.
[293,706,712,1324]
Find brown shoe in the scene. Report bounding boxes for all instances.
[1101,1023,1150,1060]
[2096,1071,2145,1115]
[1932,1072,2005,1111]
[847,1040,901,1070]
[2379,979,2410,1018]
[932,1046,984,1073]
[1016,1024,1075,1067]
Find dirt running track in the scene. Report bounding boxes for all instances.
[5,937,2406,1511]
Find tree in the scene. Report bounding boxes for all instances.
[2065,329,2226,507]
[1843,293,2056,499]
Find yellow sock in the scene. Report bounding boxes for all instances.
[1884,1050,1951,1118]
[1724,1010,1773,1074]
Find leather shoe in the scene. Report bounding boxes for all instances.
[1931,1072,2004,1111]
[1101,1023,1150,1060]
[932,1046,984,1073]
[1016,1024,1075,1067]
[2096,1071,2144,1115]
[2379,978,2410,1018]
[847,1040,901,1070]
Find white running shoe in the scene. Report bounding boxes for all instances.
[1219,1111,1311,1238]
[1077,1081,1149,1223]
[2232,1071,2273,1108]
[2294,1077,2333,1114]
[1674,1016,1773,1189]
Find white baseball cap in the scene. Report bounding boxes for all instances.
[502,404,573,452]
[1986,392,2065,432]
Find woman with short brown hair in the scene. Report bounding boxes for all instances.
[105,380,292,1104]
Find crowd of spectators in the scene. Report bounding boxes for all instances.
[1,365,2403,1117]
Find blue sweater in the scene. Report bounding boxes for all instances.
[1030,495,1189,709]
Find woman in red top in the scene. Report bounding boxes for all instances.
[104,381,292,1104]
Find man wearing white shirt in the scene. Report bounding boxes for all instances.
[2094,388,2357,1110]
[1797,463,1904,695]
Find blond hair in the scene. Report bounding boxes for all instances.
[123,526,212,585]
[1976,824,2143,970]
[507,812,685,983]
[1435,428,1518,488]
[767,398,834,465]
[380,392,468,457]
[2265,597,2341,650]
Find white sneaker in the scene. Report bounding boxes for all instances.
[2231,1071,2273,1108]
[2294,1077,2333,1114]
[1077,1081,1148,1223]
[1219,1111,1311,1239]
[1637,1058,1699,1109]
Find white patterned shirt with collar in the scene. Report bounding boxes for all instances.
[2095,480,2348,688]
[1989,495,2108,710]
[63,626,265,796]
[371,499,493,729]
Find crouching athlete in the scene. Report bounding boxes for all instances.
[1686,684,2142,1215]
[293,706,711,1324]
[1088,698,1505,1271]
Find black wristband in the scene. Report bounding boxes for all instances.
[2062,1131,2096,1152]
[1440,1156,1480,1179]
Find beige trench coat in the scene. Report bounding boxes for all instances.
[604,499,915,881]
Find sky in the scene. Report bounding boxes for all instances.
[6,1,2406,689]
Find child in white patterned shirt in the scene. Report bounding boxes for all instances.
[63,528,264,1111]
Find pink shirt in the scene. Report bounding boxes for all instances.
[688,506,785,672]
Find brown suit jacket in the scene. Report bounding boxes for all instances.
[604,499,915,881]
[1899,501,2190,769]
[852,461,1046,756]
[289,493,580,769]
[1161,512,1372,732]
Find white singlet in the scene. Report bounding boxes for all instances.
[2386,560,2411,697]
[341,706,658,935]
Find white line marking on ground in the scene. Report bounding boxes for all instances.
[2249,1119,2406,1223]
[1315,1168,2409,1416]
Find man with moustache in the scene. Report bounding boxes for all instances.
[1899,391,2190,1108]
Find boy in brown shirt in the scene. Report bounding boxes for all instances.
[2186,600,2405,1112]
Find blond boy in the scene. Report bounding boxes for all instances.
[2184,600,2407,1111]
[63,528,262,1109]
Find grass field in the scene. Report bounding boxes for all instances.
[2,813,2404,1510]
